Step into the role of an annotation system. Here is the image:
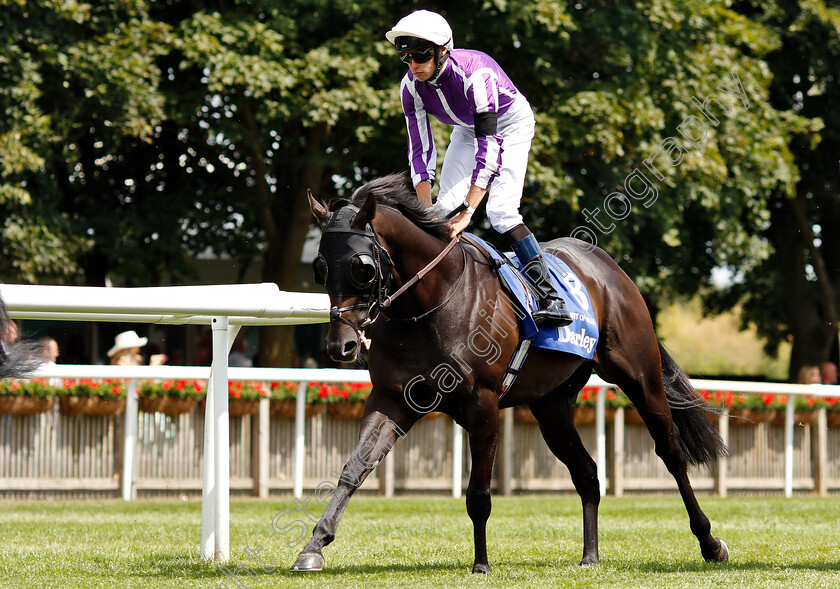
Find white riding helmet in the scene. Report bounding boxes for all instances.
[385,10,454,51]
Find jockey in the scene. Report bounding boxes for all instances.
[386,9,572,327]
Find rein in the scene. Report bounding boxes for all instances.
[379,246,466,323]
[380,235,461,309]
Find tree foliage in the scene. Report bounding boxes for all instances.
[708,0,840,379]
[0,0,830,374]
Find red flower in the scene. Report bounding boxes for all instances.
[111,386,121,395]
[341,391,349,399]
[230,390,241,399]
[175,380,186,391]
[11,381,20,391]
[162,381,172,391]
[318,389,328,398]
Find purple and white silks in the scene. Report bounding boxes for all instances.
[400,49,523,191]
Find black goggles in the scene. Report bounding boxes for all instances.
[313,252,377,291]
[399,47,435,65]
[313,227,391,298]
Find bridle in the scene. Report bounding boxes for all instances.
[314,205,462,348]
[313,211,394,334]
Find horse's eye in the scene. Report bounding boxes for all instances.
[348,254,376,288]
[313,255,328,286]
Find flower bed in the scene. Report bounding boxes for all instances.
[59,378,127,416]
[0,379,59,415]
[138,380,205,416]
[512,387,840,427]
[198,381,269,417]
[698,390,833,426]
[270,381,372,419]
[10,375,835,427]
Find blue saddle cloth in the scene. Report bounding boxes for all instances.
[464,233,599,359]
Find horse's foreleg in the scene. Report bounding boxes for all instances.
[290,408,413,572]
[529,387,600,566]
[464,404,500,574]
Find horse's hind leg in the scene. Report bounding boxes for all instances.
[528,365,600,565]
[598,343,728,563]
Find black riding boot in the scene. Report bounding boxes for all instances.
[507,226,573,327]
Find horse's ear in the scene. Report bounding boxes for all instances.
[353,192,377,229]
[308,190,329,227]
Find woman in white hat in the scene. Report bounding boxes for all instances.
[108,330,167,366]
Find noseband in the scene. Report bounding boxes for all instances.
[315,205,463,351]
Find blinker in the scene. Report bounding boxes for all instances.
[315,227,391,298]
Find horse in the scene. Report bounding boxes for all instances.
[0,292,42,380]
[291,173,729,573]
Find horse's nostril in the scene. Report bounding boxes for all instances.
[343,340,358,356]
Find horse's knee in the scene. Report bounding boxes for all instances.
[465,487,492,522]
[574,470,601,502]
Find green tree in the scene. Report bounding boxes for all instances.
[709,0,840,380]
[161,2,404,364]
[1,1,406,365]
[1,0,823,378]
[0,0,88,282]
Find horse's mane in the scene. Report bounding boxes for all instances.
[348,173,451,241]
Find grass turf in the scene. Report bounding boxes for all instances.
[2,495,840,588]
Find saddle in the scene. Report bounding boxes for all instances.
[460,233,600,396]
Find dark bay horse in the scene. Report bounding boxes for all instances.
[292,174,729,573]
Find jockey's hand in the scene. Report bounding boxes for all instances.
[448,210,472,238]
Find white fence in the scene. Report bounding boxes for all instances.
[9,364,840,502]
[3,282,840,563]
[2,282,331,563]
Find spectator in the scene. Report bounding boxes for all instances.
[38,336,59,366]
[228,334,253,367]
[108,330,167,366]
[820,361,839,385]
[194,329,213,366]
[797,364,822,384]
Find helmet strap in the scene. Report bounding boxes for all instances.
[428,46,450,83]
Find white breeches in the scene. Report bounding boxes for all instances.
[433,94,535,233]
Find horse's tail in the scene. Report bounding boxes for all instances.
[659,341,728,466]
[0,293,43,380]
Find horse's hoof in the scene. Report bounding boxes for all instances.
[713,538,730,562]
[472,563,491,574]
[703,537,729,563]
[579,555,599,566]
[290,552,324,572]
